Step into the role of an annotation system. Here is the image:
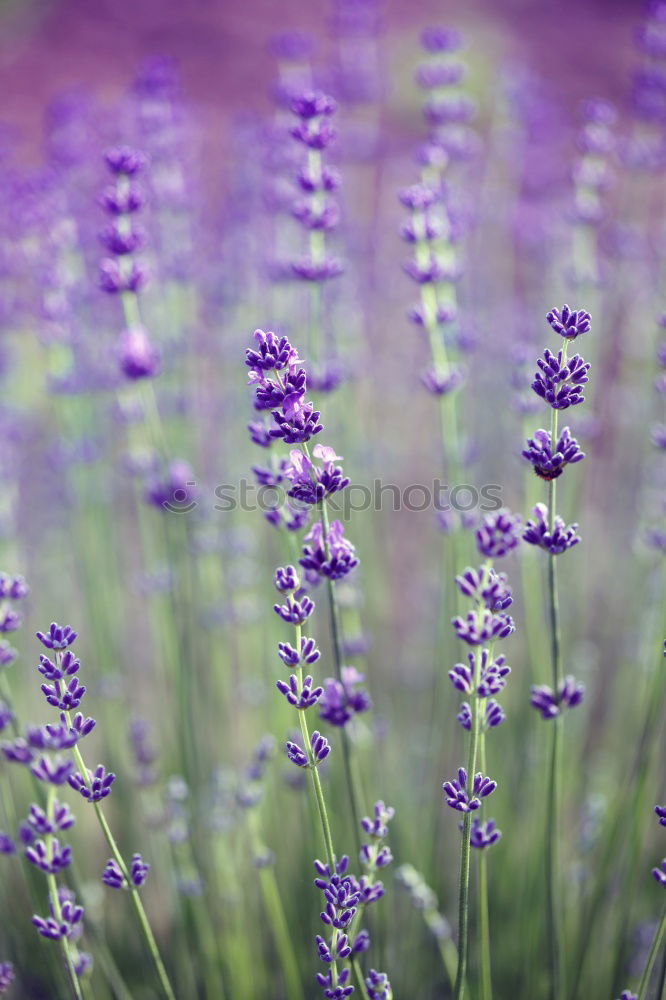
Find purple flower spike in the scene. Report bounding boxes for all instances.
[652,858,666,887]
[68,764,116,802]
[522,427,585,480]
[30,755,74,785]
[36,623,78,650]
[246,330,300,373]
[655,804,666,827]
[469,818,502,849]
[0,962,14,992]
[455,567,513,610]
[0,574,28,600]
[546,305,591,341]
[365,969,393,1000]
[523,503,581,554]
[532,348,590,410]
[443,767,496,812]
[116,326,160,380]
[475,509,522,558]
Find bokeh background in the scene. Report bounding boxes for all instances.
[0,1,665,999]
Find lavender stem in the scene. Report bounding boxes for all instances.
[319,498,364,851]
[454,648,482,1000]
[45,785,83,1000]
[637,905,666,1000]
[65,717,177,1000]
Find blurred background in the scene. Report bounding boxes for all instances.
[0,0,664,998]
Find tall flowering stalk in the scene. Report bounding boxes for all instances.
[444,510,519,1000]
[246,329,366,844]
[18,622,176,1000]
[522,305,591,1000]
[245,330,392,997]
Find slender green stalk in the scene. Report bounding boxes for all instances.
[454,648,482,1000]
[637,905,666,1000]
[247,810,305,1000]
[318,499,364,852]
[64,714,176,1000]
[45,786,83,1000]
[544,346,566,1000]
[477,732,492,1000]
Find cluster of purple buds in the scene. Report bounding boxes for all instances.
[443,767,497,812]
[68,764,116,803]
[530,676,585,720]
[246,329,322,454]
[286,730,331,768]
[456,699,505,731]
[468,817,502,850]
[102,853,150,890]
[365,969,393,1000]
[452,609,514,645]
[319,666,371,727]
[449,650,511,696]
[655,804,666,828]
[522,427,585,480]
[33,890,84,940]
[300,521,359,581]
[289,91,343,286]
[532,347,590,410]
[284,446,350,505]
[474,509,521,558]
[359,801,394,872]
[523,503,581,554]
[455,567,513,611]
[0,574,28,636]
[546,305,592,341]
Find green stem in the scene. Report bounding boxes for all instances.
[319,499,364,852]
[478,732,492,1000]
[45,786,83,1000]
[637,905,666,1000]
[454,648,482,1000]
[67,723,176,1000]
[545,390,565,1000]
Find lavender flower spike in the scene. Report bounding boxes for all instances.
[522,427,585,480]
[0,962,13,993]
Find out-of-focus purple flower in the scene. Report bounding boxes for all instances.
[68,764,116,802]
[300,521,359,580]
[27,800,75,835]
[104,146,147,176]
[0,961,13,993]
[532,348,590,410]
[522,427,585,480]
[443,768,496,812]
[0,574,28,600]
[652,858,666,887]
[455,567,513,610]
[116,326,160,380]
[469,817,502,849]
[0,832,16,855]
[420,26,462,53]
[530,676,585,719]
[655,804,666,827]
[421,366,466,396]
[33,894,84,939]
[523,503,581,555]
[365,969,393,1000]
[475,509,521,558]
[651,423,666,449]
[0,702,13,732]
[30,755,74,785]
[546,305,591,341]
[145,460,196,511]
[25,837,72,874]
[319,666,371,727]
[452,609,515,645]
[0,642,17,669]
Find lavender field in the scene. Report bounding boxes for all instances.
[0,0,665,997]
